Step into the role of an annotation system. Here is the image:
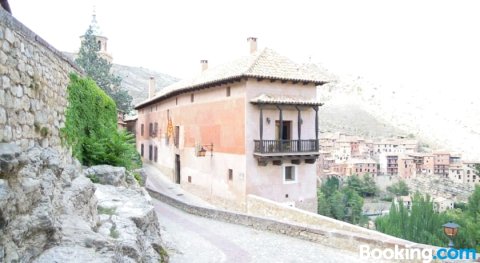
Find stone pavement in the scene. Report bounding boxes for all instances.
[144,164,369,263]
[154,199,368,263]
[144,164,215,208]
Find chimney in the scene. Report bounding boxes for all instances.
[148,77,156,99]
[247,37,257,54]
[200,60,208,72]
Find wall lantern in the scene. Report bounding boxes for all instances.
[266,117,271,124]
[442,221,459,247]
[198,143,214,157]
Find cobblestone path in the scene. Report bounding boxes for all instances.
[154,199,368,263]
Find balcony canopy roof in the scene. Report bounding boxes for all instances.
[250,94,324,106]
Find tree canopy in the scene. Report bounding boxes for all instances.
[75,27,133,113]
[386,180,410,196]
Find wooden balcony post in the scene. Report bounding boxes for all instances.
[313,106,319,151]
[296,106,301,151]
[277,106,283,152]
[259,106,264,153]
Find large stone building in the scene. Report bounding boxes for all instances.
[135,38,327,212]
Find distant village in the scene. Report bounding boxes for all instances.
[319,132,478,184]
[317,132,479,212]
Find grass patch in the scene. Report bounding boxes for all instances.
[109,225,119,239]
[133,171,143,185]
[87,174,100,183]
[98,206,116,215]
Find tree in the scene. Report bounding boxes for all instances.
[343,188,364,224]
[361,174,378,197]
[317,189,331,217]
[329,190,346,220]
[75,27,133,112]
[320,177,339,198]
[345,175,364,195]
[386,180,409,196]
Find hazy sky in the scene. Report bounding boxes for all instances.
[9,0,480,96]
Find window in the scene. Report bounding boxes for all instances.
[174,126,180,148]
[141,124,144,136]
[226,86,231,97]
[283,166,296,183]
[191,93,194,102]
[149,123,153,136]
[154,122,158,137]
[228,169,233,181]
[141,144,144,157]
[148,145,153,161]
[154,146,158,162]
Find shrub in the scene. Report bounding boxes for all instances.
[62,73,141,170]
[132,171,143,185]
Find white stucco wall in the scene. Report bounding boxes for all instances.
[244,79,319,212]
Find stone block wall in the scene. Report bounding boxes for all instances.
[0,9,81,150]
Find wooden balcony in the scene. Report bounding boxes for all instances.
[253,140,319,165]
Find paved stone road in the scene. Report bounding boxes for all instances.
[154,199,368,263]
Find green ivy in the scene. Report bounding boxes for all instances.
[61,73,141,170]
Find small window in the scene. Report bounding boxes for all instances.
[191,93,194,102]
[154,146,158,162]
[149,123,153,136]
[226,86,231,97]
[148,145,153,161]
[174,126,180,148]
[141,124,144,136]
[284,166,296,183]
[228,169,233,181]
[154,122,158,137]
[141,144,144,157]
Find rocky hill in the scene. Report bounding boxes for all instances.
[111,64,178,106]
[62,52,179,106]
[317,68,480,160]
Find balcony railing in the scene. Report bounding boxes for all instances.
[254,140,319,154]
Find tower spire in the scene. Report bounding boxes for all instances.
[90,5,102,36]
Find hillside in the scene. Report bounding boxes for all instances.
[62,52,179,106]
[317,68,480,160]
[111,64,178,105]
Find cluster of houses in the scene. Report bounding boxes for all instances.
[319,133,479,187]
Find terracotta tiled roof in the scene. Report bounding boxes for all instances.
[250,94,323,106]
[135,48,329,109]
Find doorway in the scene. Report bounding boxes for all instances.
[275,120,292,140]
[175,154,181,184]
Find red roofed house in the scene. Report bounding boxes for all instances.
[134,38,327,212]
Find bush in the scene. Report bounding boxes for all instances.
[62,73,141,170]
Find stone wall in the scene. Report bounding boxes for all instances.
[0,8,82,150]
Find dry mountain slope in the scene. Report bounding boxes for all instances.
[111,64,178,105]
[62,52,178,106]
[317,67,480,160]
